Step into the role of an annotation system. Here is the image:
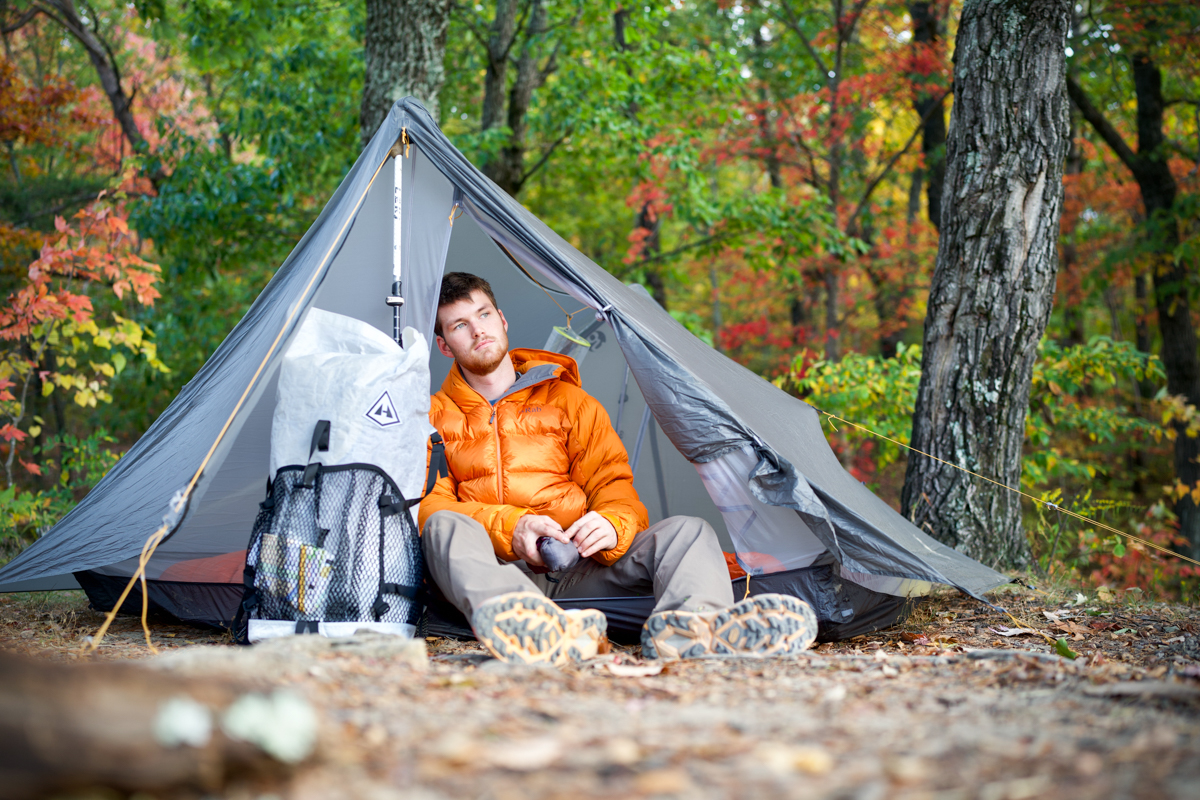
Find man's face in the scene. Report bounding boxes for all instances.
[435,290,510,376]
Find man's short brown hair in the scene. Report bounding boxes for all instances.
[435,272,499,337]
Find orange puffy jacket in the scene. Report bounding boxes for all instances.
[419,348,649,565]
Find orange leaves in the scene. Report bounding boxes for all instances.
[0,195,165,480]
[24,200,162,314]
[0,424,27,443]
[0,58,79,148]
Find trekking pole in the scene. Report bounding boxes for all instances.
[387,128,410,346]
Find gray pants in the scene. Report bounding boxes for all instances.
[422,510,735,620]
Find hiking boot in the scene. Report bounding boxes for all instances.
[471,591,608,666]
[641,593,818,660]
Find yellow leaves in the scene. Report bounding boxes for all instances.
[1163,479,1200,505]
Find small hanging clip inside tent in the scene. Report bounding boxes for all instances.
[401,126,411,158]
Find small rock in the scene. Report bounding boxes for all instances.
[604,737,641,765]
[484,736,563,771]
[634,768,691,794]
[884,755,928,785]
[749,742,833,776]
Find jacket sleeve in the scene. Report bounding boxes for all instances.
[567,391,649,565]
[417,434,531,562]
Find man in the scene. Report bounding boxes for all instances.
[419,272,817,664]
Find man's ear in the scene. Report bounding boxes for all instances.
[435,335,454,359]
[498,308,508,332]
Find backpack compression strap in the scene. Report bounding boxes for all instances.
[300,419,331,488]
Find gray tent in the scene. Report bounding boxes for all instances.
[0,99,1008,641]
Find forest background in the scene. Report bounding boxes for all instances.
[0,0,1197,600]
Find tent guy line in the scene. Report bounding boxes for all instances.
[82,148,399,656]
[816,408,1200,569]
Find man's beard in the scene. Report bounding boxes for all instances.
[457,329,509,376]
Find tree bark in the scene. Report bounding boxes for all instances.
[1068,54,1200,558]
[909,1,948,231]
[901,0,1072,569]
[360,0,451,144]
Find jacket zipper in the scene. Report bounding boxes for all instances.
[490,405,503,503]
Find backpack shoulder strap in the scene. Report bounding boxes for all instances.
[403,432,447,509]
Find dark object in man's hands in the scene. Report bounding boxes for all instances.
[537,536,580,572]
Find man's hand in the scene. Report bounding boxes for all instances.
[565,511,618,559]
[512,514,571,567]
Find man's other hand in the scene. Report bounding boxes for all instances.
[513,514,571,566]
[565,511,618,559]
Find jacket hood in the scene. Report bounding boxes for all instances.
[509,348,581,387]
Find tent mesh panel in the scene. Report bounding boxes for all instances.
[246,464,423,625]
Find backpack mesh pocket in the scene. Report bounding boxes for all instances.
[244,464,423,627]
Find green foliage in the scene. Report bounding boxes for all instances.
[1029,489,1198,602]
[0,430,118,561]
[1024,337,1166,486]
[779,342,923,471]
[115,0,365,430]
[669,309,714,346]
[779,337,1167,492]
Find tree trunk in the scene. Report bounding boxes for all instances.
[615,6,666,308]
[481,0,517,133]
[360,0,451,144]
[909,1,948,231]
[901,0,1071,569]
[478,0,564,196]
[1068,53,1200,557]
[1131,56,1200,558]
[30,1,164,185]
[1059,111,1085,348]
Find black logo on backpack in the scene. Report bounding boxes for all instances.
[365,391,399,427]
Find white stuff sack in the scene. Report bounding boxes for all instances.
[270,307,435,504]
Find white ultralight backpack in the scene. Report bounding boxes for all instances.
[236,308,441,643]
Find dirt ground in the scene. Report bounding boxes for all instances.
[2,586,1199,800]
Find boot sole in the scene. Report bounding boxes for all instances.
[472,592,607,666]
[642,593,818,660]
[714,593,818,656]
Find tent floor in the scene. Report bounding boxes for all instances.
[78,562,917,644]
